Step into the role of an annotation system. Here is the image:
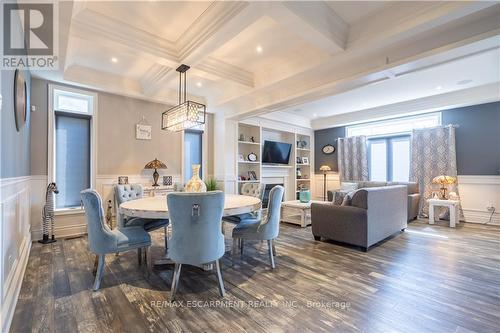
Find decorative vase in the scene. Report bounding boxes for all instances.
[185,164,207,192]
[299,190,311,203]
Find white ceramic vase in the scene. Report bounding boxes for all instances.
[184,164,207,192]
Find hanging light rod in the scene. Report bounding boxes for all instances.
[162,64,206,132]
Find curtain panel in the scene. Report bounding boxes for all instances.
[337,136,369,182]
[410,125,461,217]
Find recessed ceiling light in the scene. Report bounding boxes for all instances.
[313,113,318,118]
[196,82,202,88]
[457,79,473,85]
[256,45,263,54]
[111,57,118,63]
[435,85,443,90]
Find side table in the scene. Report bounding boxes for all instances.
[427,198,460,227]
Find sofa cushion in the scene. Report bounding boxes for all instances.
[359,181,387,188]
[388,181,419,194]
[340,182,359,192]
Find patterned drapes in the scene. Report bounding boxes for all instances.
[410,125,461,217]
[337,136,369,182]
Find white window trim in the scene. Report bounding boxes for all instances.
[48,84,98,215]
[346,112,442,138]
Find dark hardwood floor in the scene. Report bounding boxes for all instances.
[11,220,500,333]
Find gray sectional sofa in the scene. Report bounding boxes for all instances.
[312,185,408,251]
[328,181,420,221]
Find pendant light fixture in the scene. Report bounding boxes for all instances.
[162,64,206,132]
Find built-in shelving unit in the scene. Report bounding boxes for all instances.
[295,133,312,199]
[236,122,313,201]
[237,124,261,192]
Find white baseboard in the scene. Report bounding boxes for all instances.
[1,233,31,333]
[462,209,500,225]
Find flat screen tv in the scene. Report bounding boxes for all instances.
[262,140,292,165]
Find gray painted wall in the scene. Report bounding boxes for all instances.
[314,102,500,175]
[442,102,500,175]
[314,126,345,172]
[30,78,183,176]
[0,10,31,179]
[30,78,215,177]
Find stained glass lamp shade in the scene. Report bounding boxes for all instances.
[144,158,167,187]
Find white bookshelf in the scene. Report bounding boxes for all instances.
[295,133,312,199]
[236,122,313,201]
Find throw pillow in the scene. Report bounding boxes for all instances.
[341,190,359,206]
[332,191,347,205]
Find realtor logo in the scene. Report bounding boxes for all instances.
[2,2,58,69]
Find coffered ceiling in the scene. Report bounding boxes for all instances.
[33,1,500,125]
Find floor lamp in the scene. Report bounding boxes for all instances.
[319,165,331,201]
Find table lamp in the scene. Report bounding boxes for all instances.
[319,165,331,201]
[144,158,167,187]
[432,175,456,199]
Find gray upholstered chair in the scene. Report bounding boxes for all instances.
[115,184,169,253]
[167,191,226,301]
[81,189,151,291]
[223,183,265,225]
[232,185,284,269]
[115,184,169,231]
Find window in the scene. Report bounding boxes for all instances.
[49,86,97,211]
[347,113,440,182]
[368,136,410,182]
[183,130,203,183]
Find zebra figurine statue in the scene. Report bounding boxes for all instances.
[39,182,59,244]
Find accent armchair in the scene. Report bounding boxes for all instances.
[167,191,226,301]
[81,189,151,291]
[232,185,284,269]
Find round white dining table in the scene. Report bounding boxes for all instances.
[119,194,261,267]
[119,194,261,220]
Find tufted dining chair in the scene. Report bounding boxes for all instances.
[232,185,284,269]
[223,183,265,228]
[81,189,151,291]
[167,191,226,301]
[115,184,169,253]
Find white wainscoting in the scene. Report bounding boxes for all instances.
[30,174,182,240]
[458,175,500,225]
[0,176,32,333]
[311,173,500,225]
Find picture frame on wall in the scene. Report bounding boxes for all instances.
[136,124,152,140]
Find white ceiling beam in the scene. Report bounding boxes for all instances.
[347,1,497,49]
[63,65,204,106]
[196,57,254,87]
[268,2,348,54]
[176,2,264,66]
[221,7,500,120]
[220,4,500,120]
[69,4,255,92]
